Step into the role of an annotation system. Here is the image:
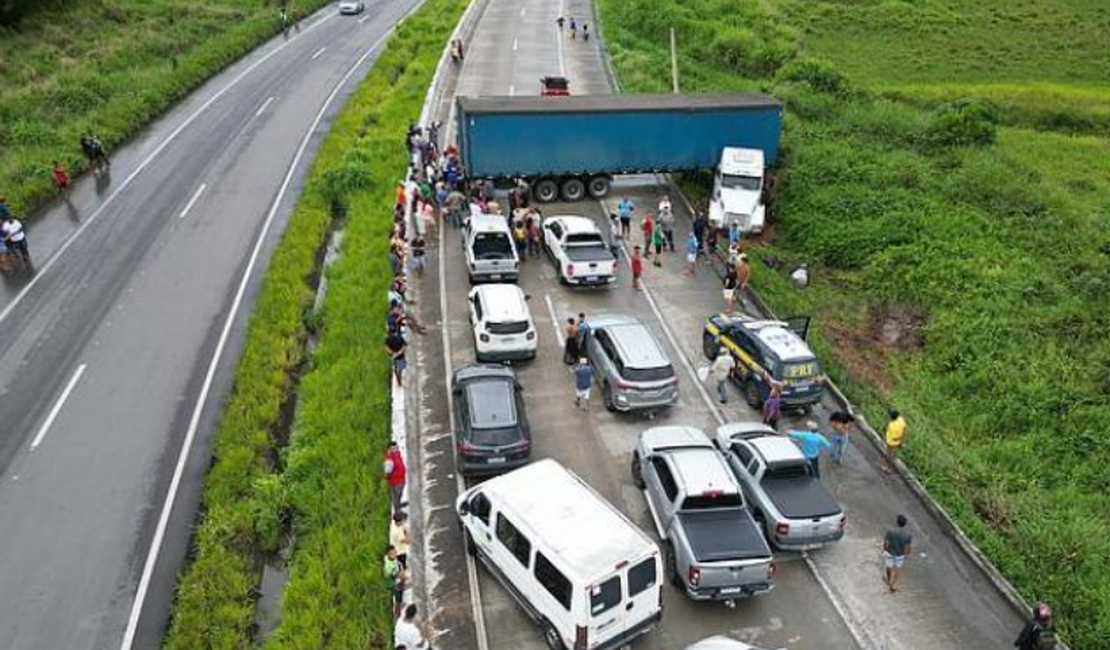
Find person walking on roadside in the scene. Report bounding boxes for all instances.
[883,408,908,474]
[882,514,913,593]
[569,16,577,39]
[1015,602,1059,650]
[787,420,831,477]
[574,357,593,411]
[582,22,589,41]
[394,604,431,650]
[692,209,708,259]
[1,213,30,267]
[684,231,699,276]
[556,15,565,30]
[640,212,655,257]
[723,264,738,310]
[829,410,854,466]
[736,253,751,295]
[608,213,623,260]
[385,329,408,387]
[384,544,407,618]
[52,161,71,199]
[631,245,644,290]
[382,440,407,514]
[710,346,735,404]
[563,317,580,365]
[651,218,665,267]
[409,236,426,278]
[658,196,674,251]
[761,374,783,429]
[617,197,634,238]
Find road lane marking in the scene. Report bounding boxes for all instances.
[359,14,371,23]
[30,364,87,450]
[0,12,337,330]
[312,46,328,60]
[520,6,526,16]
[512,37,518,51]
[543,293,565,347]
[255,95,276,117]
[118,23,400,650]
[178,183,207,219]
[508,84,515,96]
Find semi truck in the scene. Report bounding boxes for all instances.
[456,93,783,233]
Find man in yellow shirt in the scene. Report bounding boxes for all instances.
[884,408,907,474]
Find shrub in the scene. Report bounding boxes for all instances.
[927,97,1000,147]
[776,58,851,96]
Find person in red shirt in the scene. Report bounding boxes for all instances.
[640,213,655,258]
[383,440,407,514]
[631,245,644,290]
[52,161,71,197]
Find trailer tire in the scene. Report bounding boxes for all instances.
[534,178,559,203]
[587,175,611,198]
[561,177,586,202]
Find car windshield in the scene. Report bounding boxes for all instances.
[473,233,512,258]
[720,173,761,192]
[466,380,517,430]
[621,365,674,383]
[565,232,604,246]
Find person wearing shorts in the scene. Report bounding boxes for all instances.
[684,231,698,276]
[883,514,913,592]
[574,357,593,410]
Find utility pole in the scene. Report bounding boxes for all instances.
[670,28,680,94]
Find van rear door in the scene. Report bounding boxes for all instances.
[585,553,661,649]
[622,554,661,634]
[585,572,624,648]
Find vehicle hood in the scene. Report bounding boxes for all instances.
[719,188,761,216]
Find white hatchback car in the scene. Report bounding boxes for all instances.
[685,636,766,650]
[467,284,536,362]
[338,0,365,15]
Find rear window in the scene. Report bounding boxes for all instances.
[764,461,812,480]
[620,365,674,383]
[466,381,517,429]
[589,576,622,617]
[565,232,604,246]
[472,232,512,257]
[628,558,657,597]
[487,320,529,335]
[681,493,745,510]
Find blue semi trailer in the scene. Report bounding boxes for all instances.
[455,93,783,217]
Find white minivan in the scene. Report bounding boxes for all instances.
[468,284,537,362]
[457,459,663,650]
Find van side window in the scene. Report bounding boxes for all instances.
[590,576,622,616]
[470,493,491,526]
[628,557,657,597]
[533,552,572,610]
[496,514,532,568]
[650,457,679,502]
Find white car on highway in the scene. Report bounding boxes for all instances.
[467,284,537,362]
[542,215,617,286]
[338,0,366,15]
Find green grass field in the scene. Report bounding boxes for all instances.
[599,0,1110,646]
[0,0,327,214]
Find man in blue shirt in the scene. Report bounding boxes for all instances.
[788,420,831,478]
[617,197,634,238]
[574,358,593,411]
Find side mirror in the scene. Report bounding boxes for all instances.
[459,500,471,515]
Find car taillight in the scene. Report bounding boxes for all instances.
[566,263,575,276]
[688,566,701,587]
[768,562,776,580]
[479,333,490,342]
[575,625,588,650]
[526,331,535,340]
[775,522,790,537]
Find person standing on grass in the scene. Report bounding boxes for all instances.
[384,544,407,618]
[684,231,699,276]
[883,408,908,474]
[563,317,580,365]
[882,514,913,593]
[385,329,408,387]
[651,218,665,267]
[761,379,783,429]
[829,410,854,466]
[574,357,593,410]
[710,346,735,404]
[1015,602,1059,650]
[382,440,407,514]
[640,212,655,257]
[617,197,634,238]
[631,245,644,290]
[787,420,831,478]
[52,161,71,198]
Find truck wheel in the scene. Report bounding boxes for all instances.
[631,452,645,489]
[745,381,764,410]
[560,178,586,202]
[587,175,611,199]
[702,334,719,360]
[534,178,559,203]
[603,383,616,412]
[542,620,566,650]
[664,543,681,587]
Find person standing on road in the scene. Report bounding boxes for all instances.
[569,17,577,39]
[829,410,854,466]
[631,245,644,290]
[576,312,591,349]
[574,357,593,411]
[883,408,908,474]
[1015,602,1059,650]
[391,510,411,569]
[882,514,913,593]
[736,253,751,295]
[684,231,699,276]
[394,604,431,650]
[640,211,655,257]
[409,236,426,278]
[692,209,708,260]
[710,346,735,404]
[723,264,738,310]
[582,22,589,41]
[563,317,580,365]
[788,420,831,477]
[556,15,565,30]
[383,544,407,618]
[385,329,408,387]
[658,196,675,251]
[1,213,30,266]
[651,218,665,267]
[383,440,407,514]
[617,197,634,237]
[761,374,783,429]
[608,213,623,260]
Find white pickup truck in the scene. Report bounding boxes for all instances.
[541,215,617,286]
[708,147,767,235]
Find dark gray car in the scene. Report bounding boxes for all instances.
[452,365,532,476]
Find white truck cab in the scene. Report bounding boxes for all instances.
[709,147,766,235]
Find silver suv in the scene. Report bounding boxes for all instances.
[583,315,678,412]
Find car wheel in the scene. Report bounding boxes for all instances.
[603,383,616,412]
[631,451,645,489]
[745,381,764,410]
[534,178,559,203]
[664,542,681,587]
[542,620,566,650]
[560,178,586,202]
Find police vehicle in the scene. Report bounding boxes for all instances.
[702,313,823,410]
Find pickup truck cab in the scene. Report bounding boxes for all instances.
[542,215,617,286]
[708,147,766,235]
[715,422,846,550]
[631,426,774,603]
[466,212,521,284]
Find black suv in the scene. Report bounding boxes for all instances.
[452,365,532,476]
[702,313,824,410]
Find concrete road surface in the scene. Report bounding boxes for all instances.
[406,0,1027,648]
[0,2,421,648]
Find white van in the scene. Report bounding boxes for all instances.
[468,284,537,362]
[465,212,520,283]
[456,459,663,650]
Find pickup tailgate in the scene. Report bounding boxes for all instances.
[564,245,616,280]
[762,478,841,520]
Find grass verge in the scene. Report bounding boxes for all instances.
[163,0,468,648]
[598,0,1110,647]
[0,0,328,216]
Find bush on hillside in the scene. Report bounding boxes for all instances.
[712,26,795,78]
[927,98,1000,147]
[775,58,851,96]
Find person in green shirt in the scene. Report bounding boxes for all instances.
[651,220,665,267]
[383,544,406,617]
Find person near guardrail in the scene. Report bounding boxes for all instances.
[382,440,408,513]
[829,410,854,466]
[883,408,908,474]
[394,604,432,650]
[1015,602,1059,650]
[882,514,913,593]
[384,544,408,618]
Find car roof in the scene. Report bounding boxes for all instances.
[716,422,806,463]
[547,215,600,234]
[641,426,713,452]
[472,284,529,321]
[476,460,657,581]
[667,447,739,496]
[591,316,670,369]
[466,380,517,429]
[719,148,764,176]
[453,363,515,384]
[469,213,510,232]
[727,317,814,362]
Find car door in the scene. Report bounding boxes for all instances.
[586,572,625,648]
[464,492,496,557]
[622,554,661,634]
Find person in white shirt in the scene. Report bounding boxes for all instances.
[394,603,430,650]
[1,215,30,265]
[710,346,736,404]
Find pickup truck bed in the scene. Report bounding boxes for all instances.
[564,245,613,262]
[678,509,770,562]
[762,478,841,520]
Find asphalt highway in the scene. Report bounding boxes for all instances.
[0,2,421,648]
[406,0,1026,648]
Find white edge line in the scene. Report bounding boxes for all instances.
[312,46,328,60]
[178,183,208,219]
[359,14,371,23]
[30,363,87,450]
[117,24,396,650]
[542,294,564,348]
[255,95,276,117]
[0,13,337,330]
[508,84,515,97]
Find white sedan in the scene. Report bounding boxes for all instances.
[338,0,365,15]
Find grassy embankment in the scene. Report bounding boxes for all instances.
[598,0,1110,646]
[164,0,468,648]
[0,0,328,215]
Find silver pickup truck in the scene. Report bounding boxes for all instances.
[714,422,846,550]
[631,426,774,603]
